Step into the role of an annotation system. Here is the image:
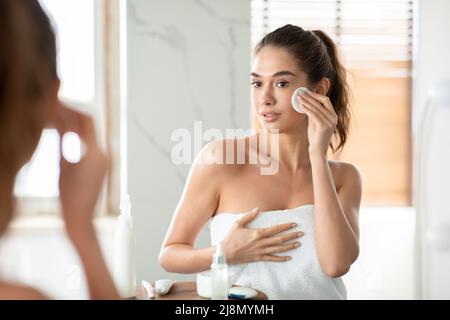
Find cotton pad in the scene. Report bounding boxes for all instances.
[291,87,310,113]
[155,279,175,295]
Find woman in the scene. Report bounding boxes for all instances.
[0,0,119,299]
[159,24,362,299]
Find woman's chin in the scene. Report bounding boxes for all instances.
[259,121,276,128]
[258,120,306,135]
[258,117,286,131]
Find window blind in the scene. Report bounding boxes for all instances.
[252,0,413,76]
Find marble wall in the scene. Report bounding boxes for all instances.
[125,0,251,282]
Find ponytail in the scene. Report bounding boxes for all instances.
[312,30,351,153]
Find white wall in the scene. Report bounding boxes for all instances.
[413,0,450,132]
[342,207,415,299]
[413,0,450,299]
[124,0,251,283]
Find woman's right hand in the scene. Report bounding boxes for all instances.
[221,208,304,264]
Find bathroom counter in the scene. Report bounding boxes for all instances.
[135,281,268,300]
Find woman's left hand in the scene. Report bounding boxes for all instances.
[297,91,338,156]
[54,103,108,237]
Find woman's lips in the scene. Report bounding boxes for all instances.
[260,112,281,122]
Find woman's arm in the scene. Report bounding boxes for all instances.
[66,224,120,299]
[310,155,361,278]
[299,91,362,278]
[55,104,120,299]
[0,283,48,300]
[159,141,224,273]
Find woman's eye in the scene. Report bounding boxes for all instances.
[251,81,262,88]
[276,81,289,88]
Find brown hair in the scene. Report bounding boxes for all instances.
[255,24,351,153]
[0,0,57,232]
[0,0,57,174]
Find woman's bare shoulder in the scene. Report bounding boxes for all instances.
[0,282,48,300]
[196,138,249,172]
[328,160,362,190]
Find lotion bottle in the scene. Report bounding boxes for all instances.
[114,194,136,298]
[211,242,229,300]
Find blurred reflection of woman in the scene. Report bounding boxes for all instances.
[0,0,119,299]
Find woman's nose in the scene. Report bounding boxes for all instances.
[259,89,275,106]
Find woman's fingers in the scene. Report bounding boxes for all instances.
[235,207,260,227]
[53,104,77,137]
[261,255,292,262]
[226,210,304,264]
[259,231,304,247]
[303,92,338,126]
[300,100,325,127]
[63,105,98,146]
[54,103,99,146]
[263,241,301,255]
[298,94,334,124]
[258,222,297,238]
[54,103,105,166]
[298,96,331,126]
[306,91,336,115]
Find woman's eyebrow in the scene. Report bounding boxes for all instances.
[250,71,296,77]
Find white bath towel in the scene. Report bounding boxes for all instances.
[209,204,347,300]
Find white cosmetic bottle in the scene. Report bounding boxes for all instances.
[211,242,229,300]
[114,194,136,298]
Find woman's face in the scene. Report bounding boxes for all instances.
[251,46,310,133]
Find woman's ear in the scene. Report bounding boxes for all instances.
[315,77,331,96]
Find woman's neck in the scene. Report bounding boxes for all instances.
[278,131,311,171]
[260,127,311,173]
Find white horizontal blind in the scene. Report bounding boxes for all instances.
[251,0,413,77]
[252,0,338,45]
